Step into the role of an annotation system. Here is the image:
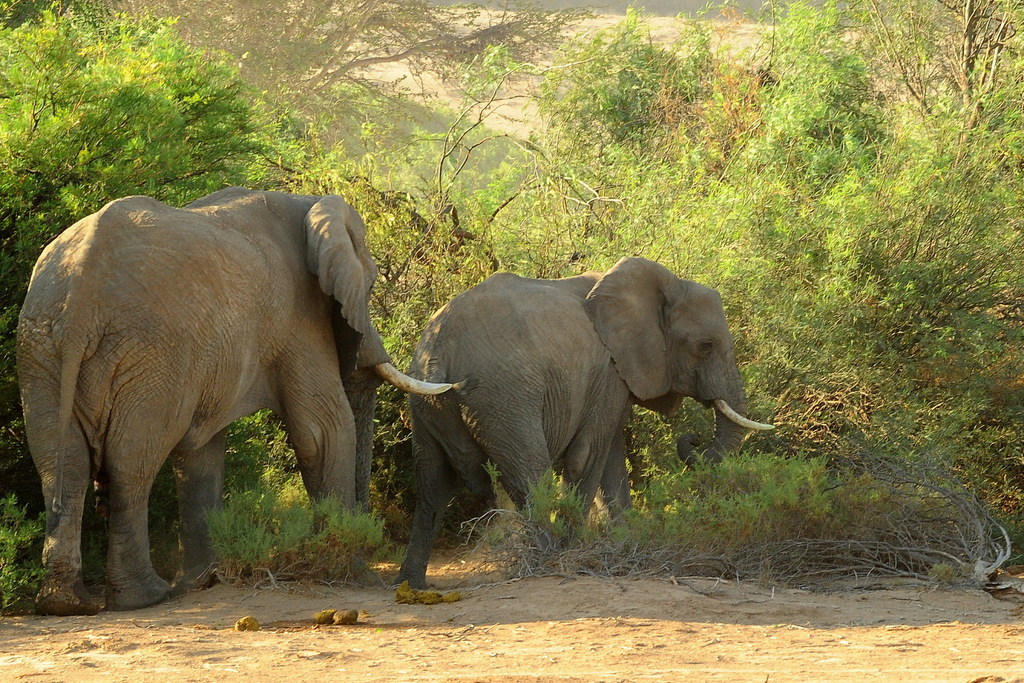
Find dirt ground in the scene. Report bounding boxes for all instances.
[4,558,1024,682]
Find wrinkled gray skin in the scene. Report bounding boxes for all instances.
[17,188,394,615]
[398,257,756,588]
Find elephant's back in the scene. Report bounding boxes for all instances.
[411,271,610,387]
[436,271,600,327]
[22,195,289,415]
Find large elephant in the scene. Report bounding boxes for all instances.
[16,187,450,616]
[397,257,772,588]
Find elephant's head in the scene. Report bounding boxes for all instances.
[584,257,772,463]
[303,195,450,396]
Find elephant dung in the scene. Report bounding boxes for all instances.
[313,609,338,625]
[394,580,462,605]
[313,608,359,625]
[234,616,260,631]
[333,609,359,625]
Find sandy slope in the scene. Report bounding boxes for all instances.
[358,12,762,138]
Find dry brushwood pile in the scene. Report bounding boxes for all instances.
[466,454,1012,591]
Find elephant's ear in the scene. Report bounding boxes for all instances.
[584,257,681,401]
[304,195,390,368]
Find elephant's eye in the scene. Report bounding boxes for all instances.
[697,339,715,358]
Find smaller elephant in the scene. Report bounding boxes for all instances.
[397,257,773,588]
[17,188,450,615]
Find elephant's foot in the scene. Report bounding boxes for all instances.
[36,575,102,616]
[170,562,218,598]
[105,574,171,611]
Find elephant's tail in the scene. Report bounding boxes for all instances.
[50,313,89,518]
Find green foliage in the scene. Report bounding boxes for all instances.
[207,488,390,582]
[539,8,711,156]
[0,493,44,614]
[746,1,882,190]
[521,471,596,545]
[631,454,882,551]
[224,411,300,493]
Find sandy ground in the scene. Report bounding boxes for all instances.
[4,559,1024,682]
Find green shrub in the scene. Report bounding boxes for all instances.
[0,493,43,614]
[539,8,710,156]
[744,1,883,191]
[207,487,391,583]
[632,454,882,551]
[521,471,596,545]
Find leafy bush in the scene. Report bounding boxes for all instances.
[207,487,391,584]
[0,493,44,614]
[743,1,883,191]
[539,8,710,156]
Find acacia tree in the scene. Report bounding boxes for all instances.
[112,0,585,118]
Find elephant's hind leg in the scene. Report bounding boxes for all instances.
[33,426,102,616]
[102,431,174,611]
[20,353,100,615]
[170,428,227,597]
[480,427,551,510]
[398,420,462,590]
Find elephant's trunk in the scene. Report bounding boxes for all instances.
[702,402,748,464]
[696,357,773,463]
[699,399,774,463]
[374,362,453,395]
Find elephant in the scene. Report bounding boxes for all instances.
[16,187,451,616]
[396,257,773,588]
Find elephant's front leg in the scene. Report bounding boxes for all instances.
[343,367,383,513]
[170,429,227,596]
[561,402,632,518]
[281,376,358,509]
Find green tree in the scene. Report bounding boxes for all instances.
[849,0,1018,129]
[539,8,711,158]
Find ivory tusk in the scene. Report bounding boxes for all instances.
[714,399,775,431]
[374,362,453,395]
